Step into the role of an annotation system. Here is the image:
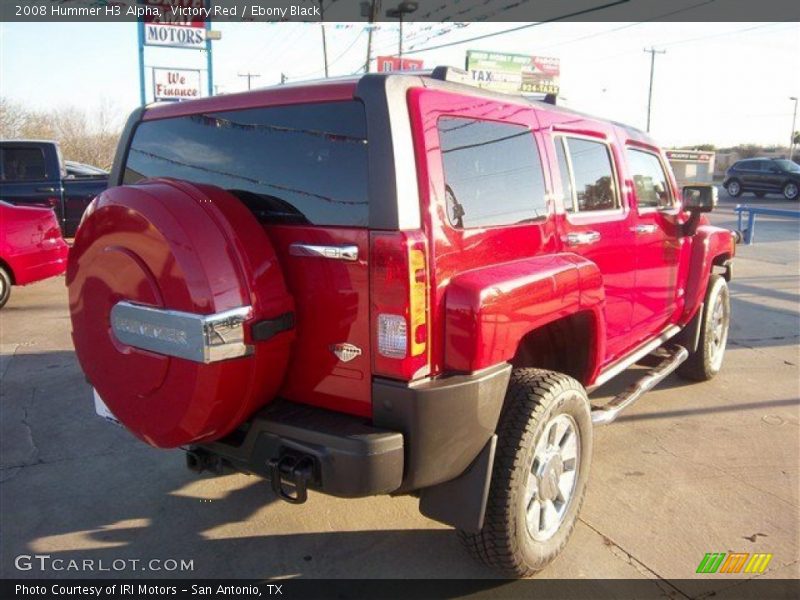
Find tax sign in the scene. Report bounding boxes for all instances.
[153,68,201,101]
[142,0,206,49]
[466,51,560,95]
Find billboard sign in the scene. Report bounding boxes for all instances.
[465,51,560,95]
[666,150,714,163]
[142,0,206,48]
[153,68,202,101]
[376,56,424,72]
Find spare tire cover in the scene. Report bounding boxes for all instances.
[67,179,294,448]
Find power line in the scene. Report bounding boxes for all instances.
[580,21,787,66]
[533,0,718,52]
[401,0,629,55]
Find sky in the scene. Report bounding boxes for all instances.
[1,19,798,148]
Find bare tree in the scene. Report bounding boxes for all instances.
[0,98,28,139]
[1,97,122,170]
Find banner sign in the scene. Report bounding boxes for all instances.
[152,68,202,101]
[376,56,424,72]
[465,51,560,95]
[143,0,207,48]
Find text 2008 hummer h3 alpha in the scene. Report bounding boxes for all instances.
[67,68,736,576]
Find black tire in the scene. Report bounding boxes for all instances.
[678,275,730,382]
[783,181,799,201]
[725,180,742,198]
[459,369,592,577]
[0,266,11,309]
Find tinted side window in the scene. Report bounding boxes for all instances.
[438,117,547,228]
[738,160,761,172]
[563,137,618,212]
[626,148,672,209]
[124,101,369,226]
[1,147,48,181]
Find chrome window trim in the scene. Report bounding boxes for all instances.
[110,302,253,364]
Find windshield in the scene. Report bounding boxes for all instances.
[773,159,800,173]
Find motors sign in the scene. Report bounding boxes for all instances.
[142,0,206,48]
[466,51,560,95]
[153,68,201,101]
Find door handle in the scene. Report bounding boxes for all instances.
[634,224,658,235]
[289,243,359,262]
[564,231,601,247]
[36,186,57,193]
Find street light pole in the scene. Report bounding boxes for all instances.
[644,47,666,133]
[319,0,328,78]
[386,2,417,66]
[790,96,798,162]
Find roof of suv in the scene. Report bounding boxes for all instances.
[140,68,657,144]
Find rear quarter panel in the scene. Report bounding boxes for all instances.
[0,203,68,285]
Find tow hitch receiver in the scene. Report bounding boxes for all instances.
[268,454,315,504]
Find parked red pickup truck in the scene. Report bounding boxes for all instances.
[67,68,736,576]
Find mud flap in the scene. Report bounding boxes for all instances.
[418,435,497,533]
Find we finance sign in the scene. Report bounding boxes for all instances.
[142,0,207,49]
[153,68,201,101]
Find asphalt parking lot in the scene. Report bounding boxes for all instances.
[1,189,798,593]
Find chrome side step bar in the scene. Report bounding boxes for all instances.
[591,345,689,426]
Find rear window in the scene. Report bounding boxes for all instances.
[1,147,48,181]
[123,101,369,226]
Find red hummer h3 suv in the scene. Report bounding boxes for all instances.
[67,68,736,576]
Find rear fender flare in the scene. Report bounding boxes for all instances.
[444,253,606,378]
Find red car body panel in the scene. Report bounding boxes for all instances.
[0,202,68,286]
[444,253,606,375]
[266,225,373,418]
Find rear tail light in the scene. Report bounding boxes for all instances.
[370,231,430,380]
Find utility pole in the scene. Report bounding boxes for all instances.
[238,72,260,90]
[789,96,798,161]
[319,0,328,77]
[362,0,380,73]
[644,47,666,133]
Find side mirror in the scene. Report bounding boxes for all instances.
[682,185,717,213]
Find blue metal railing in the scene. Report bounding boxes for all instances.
[734,205,800,245]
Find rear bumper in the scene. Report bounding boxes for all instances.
[11,241,69,286]
[192,363,511,498]
[194,400,404,498]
